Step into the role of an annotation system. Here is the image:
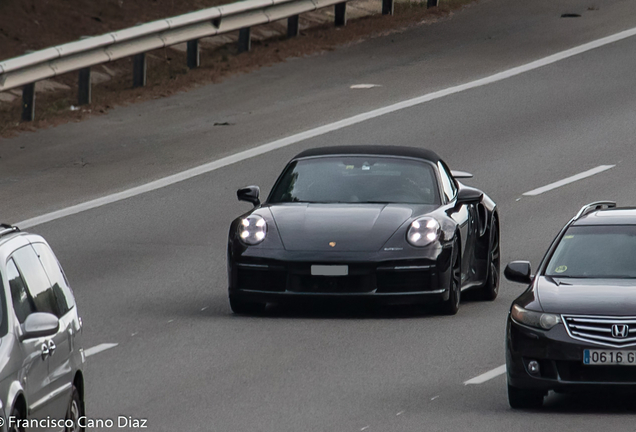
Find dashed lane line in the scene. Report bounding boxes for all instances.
[522,165,615,197]
[84,343,119,358]
[464,364,507,385]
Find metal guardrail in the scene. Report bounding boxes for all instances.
[0,0,439,121]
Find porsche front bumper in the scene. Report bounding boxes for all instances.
[227,247,453,305]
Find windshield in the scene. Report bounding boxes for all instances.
[545,225,636,278]
[268,156,440,205]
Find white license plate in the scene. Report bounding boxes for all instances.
[583,349,636,365]
[311,265,348,276]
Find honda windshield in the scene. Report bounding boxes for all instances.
[546,225,636,278]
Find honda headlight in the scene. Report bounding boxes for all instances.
[511,304,562,330]
[406,217,440,247]
[238,215,267,245]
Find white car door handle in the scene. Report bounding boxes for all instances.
[41,343,50,359]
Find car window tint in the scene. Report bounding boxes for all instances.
[268,157,440,205]
[33,243,74,315]
[12,246,61,317]
[546,225,636,278]
[437,162,457,202]
[6,259,35,324]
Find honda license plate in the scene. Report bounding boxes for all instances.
[583,350,636,365]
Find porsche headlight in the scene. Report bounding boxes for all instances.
[406,217,440,247]
[511,304,562,330]
[238,215,267,245]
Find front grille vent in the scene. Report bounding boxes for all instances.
[563,315,636,348]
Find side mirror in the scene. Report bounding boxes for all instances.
[455,186,483,206]
[451,170,473,179]
[237,186,260,207]
[21,313,59,340]
[504,261,533,284]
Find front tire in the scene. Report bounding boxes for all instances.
[440,241,461,315]
[229,296,266,315]
[507,384,544,409]
[9,405,25,432]
[65,385,84,432]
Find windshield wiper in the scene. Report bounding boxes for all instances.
[547,276,571,286]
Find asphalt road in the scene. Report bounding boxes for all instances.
[4,0,636,222]
[8,0,636,431]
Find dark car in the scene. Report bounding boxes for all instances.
[505,201,636,408]
[227,146,499,315]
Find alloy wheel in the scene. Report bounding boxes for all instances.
[67,399,80,432]
[490,224,500,295]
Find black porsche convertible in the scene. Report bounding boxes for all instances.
[227,146,499,315]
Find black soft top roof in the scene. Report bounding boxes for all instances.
[293,146,441,162]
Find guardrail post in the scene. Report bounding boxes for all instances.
[426,0,439,8]
[382,0,394,15]
[21,83,35,122]
[238,28,251,53]
[78,67,91,105]
[287,15,300,38]
[335,3,347,26]
[133,53,147,88]
[187,40,200,69]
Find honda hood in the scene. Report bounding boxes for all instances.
[537,276,636,315]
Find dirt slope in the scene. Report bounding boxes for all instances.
[0,0,473,137]
[0,0,230,60]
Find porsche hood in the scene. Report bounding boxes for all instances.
[268,203,436,252]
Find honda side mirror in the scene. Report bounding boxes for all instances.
[504,261,533,284]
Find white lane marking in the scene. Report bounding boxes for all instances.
[350,84,382,89]
[361,427,370,431]
[431,395,439,400]
[464,364,506,385]
[84,343,118,358]
[15,28,636,229]
[522,165,615,196]
[396,411,405,416]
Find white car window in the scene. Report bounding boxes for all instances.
[12,246,62,317]
[6,258,36,324]
[33,243,75,315]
